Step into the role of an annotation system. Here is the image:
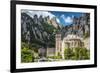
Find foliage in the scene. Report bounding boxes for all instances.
[64,47,90,60]
[64,48,74,60]
[42,22,56,34]
[57,52,62,59]
[21,42,29,49]
[42,22,57,47]
[74,48,80,60]
[21,42,39,63]
[78,48,90,60]
[84,32,90,39]
[21,47,33,63]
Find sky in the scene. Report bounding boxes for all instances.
[22,10,84,26]
[51,11,83,26]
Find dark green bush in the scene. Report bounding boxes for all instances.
[21,47,33,63]
[64,47,90,60]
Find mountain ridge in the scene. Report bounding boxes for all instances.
[21,12,90,49]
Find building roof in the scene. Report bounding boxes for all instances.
[63,34,83,41]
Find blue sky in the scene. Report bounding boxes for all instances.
[50,11,83,26]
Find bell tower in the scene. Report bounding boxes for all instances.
[55,33,62,56]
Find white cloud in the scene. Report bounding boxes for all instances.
[22,10,55,19]
[61,14,65,19]
[61,14,73,24]
[56,18,60,23]
[65,16,73,23]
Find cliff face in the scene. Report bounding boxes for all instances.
[45,16,61,28]
[61,13,90,39]
[21,12,60,48]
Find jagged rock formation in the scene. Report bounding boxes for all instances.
[21,12,90,50]
[61,13,90,39]
[21,12,60,49]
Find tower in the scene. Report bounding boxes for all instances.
[55,33,62,56]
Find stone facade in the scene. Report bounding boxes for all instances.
[38,47,46,57]
[46,34,86,58]
[46,48,55,57]
[61,34,84,58]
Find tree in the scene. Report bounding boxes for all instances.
[21,47,33,63]
[74,48,80,60]
[57,52,62,59]
[73,48,90,60]
[84,32,90,38]
[64,48,73,60]
[79,48,90,60]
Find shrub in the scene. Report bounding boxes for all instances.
[21,47,33,63]
[64,47,90,60]
[84,32,90,38]
[64,48,74,60]
[57,52,62,59]
[74,48,90,60]
[79,48,90,60]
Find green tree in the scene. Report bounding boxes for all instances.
[64,48,73,60]
[84,32,90,39]
[57,52,62,59]
[21,47,33,63]
[79,48,90,60]
[74,48,80,60]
